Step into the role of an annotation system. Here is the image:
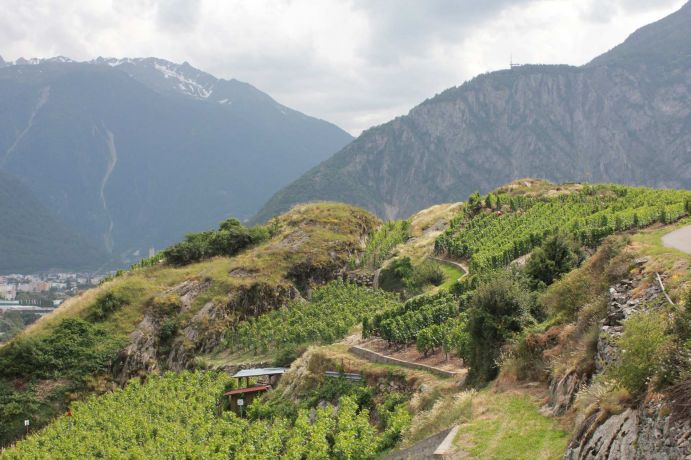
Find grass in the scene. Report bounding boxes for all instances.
[438,262,465,290]
[630,217,691,301]
[453,390,569,460]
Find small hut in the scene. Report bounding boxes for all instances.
[225,368,287,415]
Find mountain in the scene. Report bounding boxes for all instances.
[0,57,353,264]
[0,171,107,274]
[254,2,691,222]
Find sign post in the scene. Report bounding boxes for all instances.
[237,398,244,418]
[24,419,30,435]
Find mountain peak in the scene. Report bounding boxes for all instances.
[588,0,691,67]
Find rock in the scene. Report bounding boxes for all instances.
[543,370,588,416]
[564,397,691,460]
[565,409,639,460]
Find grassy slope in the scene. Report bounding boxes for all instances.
[453,390,568,460]
[0,202,380,446]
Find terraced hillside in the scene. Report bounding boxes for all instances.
[1,182,689,459]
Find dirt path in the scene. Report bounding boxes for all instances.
[662,225,691,255]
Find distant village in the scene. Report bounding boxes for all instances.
[0,272,109,305]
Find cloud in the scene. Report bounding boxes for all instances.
[0,0,685,134]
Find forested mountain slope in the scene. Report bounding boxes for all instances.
[0,171,106,273]
[254,2,691,222]
[0,57,352,265]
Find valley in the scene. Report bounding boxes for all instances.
[0,181,688,459]
[0,3,689,459]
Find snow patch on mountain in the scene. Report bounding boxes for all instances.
[152,62,213,99]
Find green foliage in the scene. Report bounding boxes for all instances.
[408,260,444,290]
[162,217,269,266]
[416,316,469,359]
[88,291,128,321]
[377,257,414,292]
[378,257,444,294]
[607,309,678,394]
[2,372,387,459]
[364,291,459,346]
[0,318,124,380]
[437,185,691,273]
[228,281,399,354]
[525,233,583,288]
[129,252,164,270]
[465,273,534,384]
[362,220,411,268]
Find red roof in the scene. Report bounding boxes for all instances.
[224,385,271,396]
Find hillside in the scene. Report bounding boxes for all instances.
[1,183,689,459]
[0,171,107,273]
[0,57,352,265]
[254,2,691,222]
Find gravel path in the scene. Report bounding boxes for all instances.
[662,225,691,255]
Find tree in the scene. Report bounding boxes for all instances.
[465,273,533,384]
[525,233,582,288]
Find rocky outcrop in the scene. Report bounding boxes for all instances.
[597,270,661,373]
[166,282,301,371]
[544,370,590,417]
[112,315,160,384]
[565,409,639,460]
[559,266,690,459]
[565,394,691,460]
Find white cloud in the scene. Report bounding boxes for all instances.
[0,0,685,134]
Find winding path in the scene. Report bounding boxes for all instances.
[662,225,691,255]
[430,256,468,281]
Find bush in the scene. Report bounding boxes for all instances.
[525,233,583,288]
[409,260,444,290]
[607,309,677,394]
[162,217,269,265]
[0,319,124,380]
[88,292,127,321]
[465,272,534,384]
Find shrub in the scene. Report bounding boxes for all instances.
[465,272,534,385]
[409,260,444,290]
[525,233,583,288]
[607,309,677,395]
[162,217,269,265]
[89,291,127,321]
[0,319,124,380]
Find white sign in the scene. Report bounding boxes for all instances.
[237,399,244,406]
[24,420,30,427]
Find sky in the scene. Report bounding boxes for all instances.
[0,0,685,135]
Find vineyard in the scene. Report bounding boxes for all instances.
[361,220,410,268]
[1,372,390,459]
[362,291,461,353]
[227,281,399,354]
[436,185,691,272]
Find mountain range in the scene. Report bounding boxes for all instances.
[254,1,691,222]
[0,56,352,266]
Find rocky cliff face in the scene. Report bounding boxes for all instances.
[255,2,691,222]
[539,261,689,459]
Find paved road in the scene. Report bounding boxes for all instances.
[662,225,691,255]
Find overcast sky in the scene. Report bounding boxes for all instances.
[1,0,685,134]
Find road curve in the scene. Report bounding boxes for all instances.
[662,225,691,255]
